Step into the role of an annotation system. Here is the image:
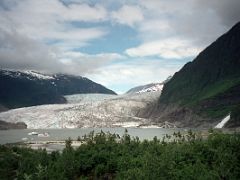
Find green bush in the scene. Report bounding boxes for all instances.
[0,130,240,179]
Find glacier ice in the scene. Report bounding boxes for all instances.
[0,92,161,129]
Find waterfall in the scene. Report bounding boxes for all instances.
[214,114,231,128]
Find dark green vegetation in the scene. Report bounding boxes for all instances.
[1,130,240,179]
[156,22,240,126]
[228,105,240,127]
[0,70,116,109]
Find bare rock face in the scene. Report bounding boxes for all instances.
[0,104,9,112]
[226,105,240,128]
[0,120,27,130]
[145,103,215,128]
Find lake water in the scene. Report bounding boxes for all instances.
[0,128,198,145]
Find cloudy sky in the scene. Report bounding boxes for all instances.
[0,0,240,93]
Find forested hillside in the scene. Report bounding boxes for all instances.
[0,69,116,109]
[153,22,240,127]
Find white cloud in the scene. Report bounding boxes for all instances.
[123,0,240,59]
[47,30,108,51]
[0,27,122,75]
[137,0,232,46]
[62,3,107,22]
[194,0,240,27]
[0,27,62,72]
[0,0,108,49]
[126,39,202,59]
[111,5,144,27]
[0,0,118,76]
[1,0,240,93]
[7,0,107,23]
[58,51,124,74]
[87,59,182,93]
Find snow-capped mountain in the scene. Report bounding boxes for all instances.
[138,83,164,93]
[2,69,55,80]
[126,77,172,94]
[0,69,116,110]
[126,76,172,94]
[126,83,163,94]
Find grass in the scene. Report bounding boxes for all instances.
[202,105,234,118]
[184,77,240,107]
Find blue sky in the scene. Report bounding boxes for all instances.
[71,21,141,54]
[0,0,239,93]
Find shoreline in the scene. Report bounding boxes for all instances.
[8,140,84,153]
[2,128,240,152]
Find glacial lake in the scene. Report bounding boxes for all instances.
[0,128,205,145]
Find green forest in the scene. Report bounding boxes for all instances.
[0,130,240,180]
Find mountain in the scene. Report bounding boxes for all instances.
[149,22,240,128]
[126,77,171,94]
[126,83,164,94]
[0,69,116,109]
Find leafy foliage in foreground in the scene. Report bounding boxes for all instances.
[0,130,240,180]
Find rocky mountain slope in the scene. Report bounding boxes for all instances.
[0,69,116,109]
[126,83,164,94]
[0,120,27,130]
[126,77,171,94]
[149,22,240,128]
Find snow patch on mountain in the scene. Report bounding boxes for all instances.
[1,69,54,80]
[137,84,164,93]
[126,76,172,94]
[23,70,54,80]
[126,83,164,94]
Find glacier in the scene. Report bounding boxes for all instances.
[0,92,162,129]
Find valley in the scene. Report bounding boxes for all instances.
[2,21,240,130]
[1,1,240,179]
[0,92,162,129]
